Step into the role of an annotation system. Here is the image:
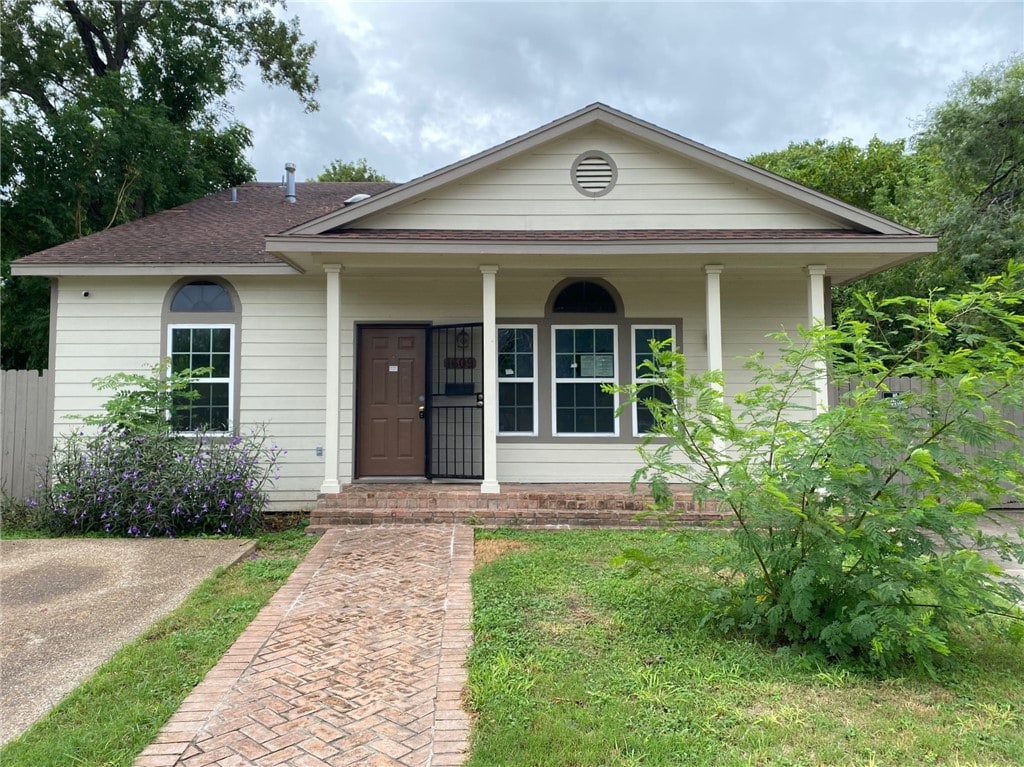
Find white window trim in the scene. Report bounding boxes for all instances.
[497,324,538,437]
[551,325,619,437]
[631,325,676,437]
[167,323,235,434]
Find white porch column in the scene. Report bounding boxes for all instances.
[807,265,829,412]
[320,264,342,494]
[480,265,500,494]
[704,265,724,378]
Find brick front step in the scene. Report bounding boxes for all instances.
[308,482,731,531]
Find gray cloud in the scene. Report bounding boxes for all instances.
[230,1,1023,182]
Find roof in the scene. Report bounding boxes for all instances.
[12,102,935,281]
[11,182,395,267]
[285,103,921,237]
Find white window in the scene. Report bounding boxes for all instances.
[497,326,537,435]
[632,326,675,435]
[168,324,235,432]
[553,326,617,436]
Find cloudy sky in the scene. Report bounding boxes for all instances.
[229,1,1023,184]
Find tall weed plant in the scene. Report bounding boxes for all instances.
[38,362,281,537]
[617,266,1024,672]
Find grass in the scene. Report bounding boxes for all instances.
[467,529,1024,767]
[0,525,318,767]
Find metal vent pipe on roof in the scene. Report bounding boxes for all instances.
[284,163,297,203]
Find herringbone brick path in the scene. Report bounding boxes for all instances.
[134,526,474,767]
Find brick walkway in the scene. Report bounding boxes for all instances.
[134,526,474,767]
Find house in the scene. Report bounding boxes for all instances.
[11,104,937,511]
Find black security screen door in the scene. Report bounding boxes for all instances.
[428,323,484,479]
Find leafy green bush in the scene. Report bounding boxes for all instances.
[39,362,281,537]
[617,267,1024,672]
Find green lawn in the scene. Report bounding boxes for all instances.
[0,527,318,767]
[467,529,1024,767]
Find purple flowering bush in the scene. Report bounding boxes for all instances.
[38,363,283,537]
[41,426,281,537]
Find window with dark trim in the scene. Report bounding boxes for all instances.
[553,326,617,435]
[497,326,536,435]
[166,280,238,433]
[633,326,674,435]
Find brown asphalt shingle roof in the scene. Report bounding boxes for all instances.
[14,181,918,269]
[14,182,396,266]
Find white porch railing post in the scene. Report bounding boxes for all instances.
[705,265,724,379]
[807,265,829,412]
[320,264,342,494]
[480,265,500,494]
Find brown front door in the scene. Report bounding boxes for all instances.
[356,326,427,477]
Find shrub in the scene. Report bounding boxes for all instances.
[39,362,281,537]
[617,267,1024,672]
[41,426,280,537]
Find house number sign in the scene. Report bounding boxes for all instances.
[444,357,477,369]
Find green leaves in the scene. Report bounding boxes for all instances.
[612,268,1024,672]
[1,0,320,368]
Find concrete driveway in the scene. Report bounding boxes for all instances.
[0,537,254,745]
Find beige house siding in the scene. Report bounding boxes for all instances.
[48,268,815,509]
[233,276,328,508]
[53,277,164,430]
[359,127,849,231]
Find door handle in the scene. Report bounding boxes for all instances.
[476,392,484,408]
[418,405,425,419]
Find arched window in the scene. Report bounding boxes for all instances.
[552,280,617,313]
[164,279,240,433]
[170,281,234,312]
[548,280,621,435]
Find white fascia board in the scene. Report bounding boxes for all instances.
[265,234,937,258]
[10,262,301,277]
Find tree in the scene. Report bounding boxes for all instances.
[1,0,320,369]
[617,266,1024,672]
[747,136,926,227]
[315,158,390,182]
[911,56,1024,290]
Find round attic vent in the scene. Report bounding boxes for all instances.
[571,150,617,198]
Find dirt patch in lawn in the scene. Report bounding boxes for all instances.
[475,538,533,567]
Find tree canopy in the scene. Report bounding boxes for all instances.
[1,0,319,369]
[315,158,390,183]
[748,55,1024,310]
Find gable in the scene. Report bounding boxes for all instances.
[351,125,852,232]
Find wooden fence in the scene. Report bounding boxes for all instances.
[1,369,54,500]
[832,376,1023,509]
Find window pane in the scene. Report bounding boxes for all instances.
[594,328,614,353]
[517,353,533,378]
[577,330,594,353]
[637,384,672,433]
[555,329,573,353]
[211,328,231,353]
[211,352,230,378]
[192,329,211,353]
[171,328,190,351]
[555,353,576,378]
[498,353,515,376]
[498,328,515,353]
[516,329,533,351]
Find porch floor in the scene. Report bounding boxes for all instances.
[308,482,730,532]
